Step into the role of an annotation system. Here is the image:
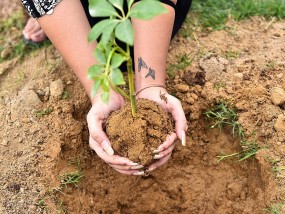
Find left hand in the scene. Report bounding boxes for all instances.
[136,86,188,172]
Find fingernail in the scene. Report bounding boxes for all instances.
[153,149,160,154]
[102,140,114,156]
[128,162,139,166]
[133,171,145,176]
[147,166,156,172]
[131,165,144,170]
[153,154,163,160]
[181,130,186,146]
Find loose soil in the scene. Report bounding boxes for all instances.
[107,99,173,166]
[1,3,285,214]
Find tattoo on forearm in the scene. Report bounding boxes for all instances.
[138,57,156,80]
[145,67,155,80]
[138,57,148,72]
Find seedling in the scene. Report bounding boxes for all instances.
[264,203,282,214]
[60,171,84,188]
[88,0,167,116]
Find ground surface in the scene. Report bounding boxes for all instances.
[1,1,285,214]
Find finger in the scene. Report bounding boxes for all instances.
[167,97,188,146]
[154,132,177,153]
[154,141,178,160]
[147,153,172,172]
[108,163,144,171]
[30,29,46,42]
[87,113,114,156]
[114,168,145,176]
[89,137,135,165]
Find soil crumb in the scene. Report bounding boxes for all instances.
[107,99,173,166]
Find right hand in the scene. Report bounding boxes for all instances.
[87,91,145,175]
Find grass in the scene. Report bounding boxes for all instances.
[167,52,195,78]
[0,10,51,63]
[225,50,240,59]
[264,203,283,214]
[35,107,54,117]
[205,101,261,161]
[60,171,84,188]
[191,0,285,31]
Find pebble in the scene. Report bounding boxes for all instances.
[0,47,12,59]
[67,80,73,85]
[277,73,284,78]
[50,79,64,98]
[190,93,198,100]
[19,88,42,107]
[234,73,243,80]
[175,84,190,93]
[274,114,285,132]
[186,97,195,104]
[271,87,285,106]
[1,139,8,146]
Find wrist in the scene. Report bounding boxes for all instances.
[136,84,166,97]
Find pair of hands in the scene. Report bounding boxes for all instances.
[87,87,187,175]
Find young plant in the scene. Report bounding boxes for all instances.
[88,0,167,116]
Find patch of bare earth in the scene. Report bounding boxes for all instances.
[0,10,284,214]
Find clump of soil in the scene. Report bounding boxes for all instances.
[107,99,173,166]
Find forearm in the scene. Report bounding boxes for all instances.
[36,0,96,98]
[132,3,175,92]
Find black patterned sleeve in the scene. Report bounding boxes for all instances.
[21,0,62,18]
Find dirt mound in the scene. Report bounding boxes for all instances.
[107,99,173,166]
[0,13,285,214]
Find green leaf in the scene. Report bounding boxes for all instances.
[127,0,134,9]
[88,64,104,79]
[101,20,119,44]
[101,76,110,92]
[110,68,125,85]
[89,0,118,17]
[101,91,110,103]
[115,19,134,46]
[111,53,127,68]
[108,0,124,10]
[94,47,107,64]
[130,0,168,20]
[88,19,118,42]
[91,78,102,97]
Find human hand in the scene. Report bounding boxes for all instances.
[87,91,145,175]
[136,86,188,172]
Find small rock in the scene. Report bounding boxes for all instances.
[274,114,285,132]
[190,93,198,100]
[271,87,285,106]
[67,80,73,85]
[0,47,12,59]
[234,73,243,80]
[277,73,284,78]
[185,97,195,104]
[1,139,8,146]
[175,84,190,93]
[50,79,64,98]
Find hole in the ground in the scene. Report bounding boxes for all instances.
[53,117,266,214]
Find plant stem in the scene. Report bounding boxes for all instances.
[127,45,136,117]
[110,82,130,100]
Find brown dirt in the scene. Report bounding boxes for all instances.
[107,99,173,166]
[1,3,285,214]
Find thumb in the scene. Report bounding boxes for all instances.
[167,97,188,146]
[87,114,114,156]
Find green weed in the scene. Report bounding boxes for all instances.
[205,102,244,138]
[264,203,282,214]
[225,50,240,59]
[61,90,70,100]
[167,52,195,78]
[35,107,53,117]
[60,171,83,188]
[205,101,261,162]
[191,0,285,31]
